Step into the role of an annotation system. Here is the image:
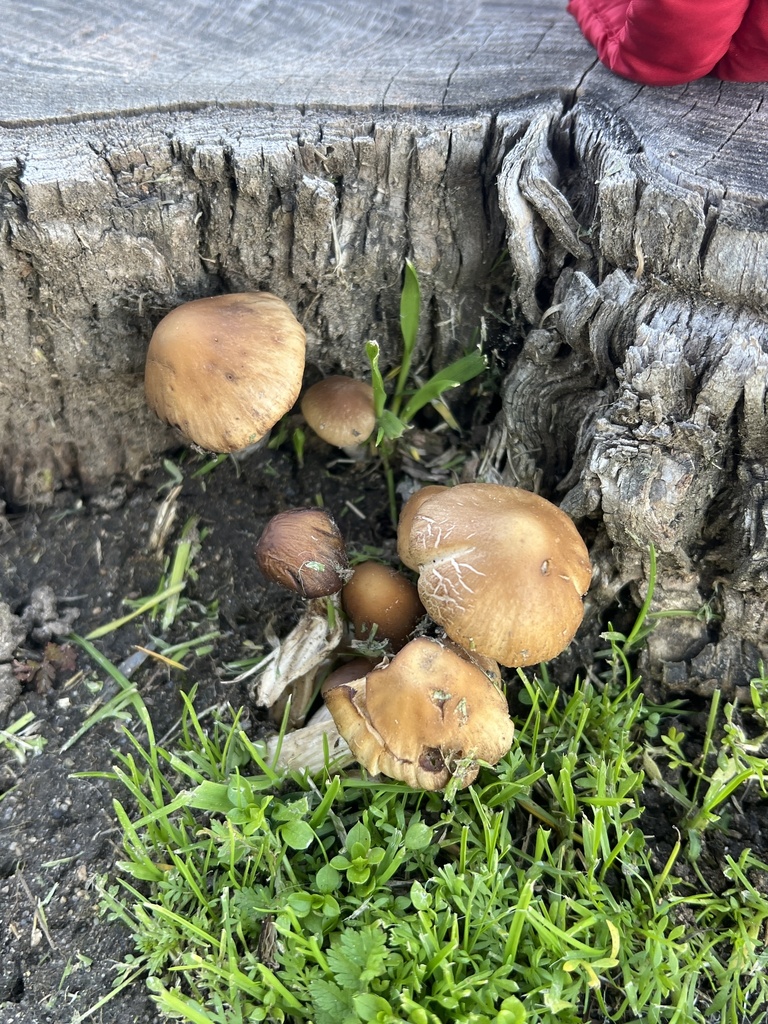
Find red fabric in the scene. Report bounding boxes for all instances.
[567,0,768,85]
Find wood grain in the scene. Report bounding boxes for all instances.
[0,0,587,122]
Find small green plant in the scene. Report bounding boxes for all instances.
[156,452,232,495]
[366,261,487,521]
[646,685,768,861]
[0,710,47,764]
[86,514,213,641]
[79,555,768,1023]
[366,261,486,445]
[61,635,153,753]
[63,517,220,751]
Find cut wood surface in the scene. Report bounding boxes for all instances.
[2,0,591,120]
[1,0,767,691]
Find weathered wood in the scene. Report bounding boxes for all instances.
[0,0,589,121]
[495,98,768,693]
[0,106,515,497]
[1,0,768,691]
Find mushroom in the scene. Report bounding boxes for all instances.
[145,291,306,452]
[321,656,379,692]
[397,483,592,667]
[341,561,425,651]
[396,484,446,543]
[255,507,349,598]
[322,635,514,790]
[300,376,376,454]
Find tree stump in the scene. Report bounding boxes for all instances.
[2,0,767,692]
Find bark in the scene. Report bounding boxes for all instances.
[1,0,767,693]
[495,99,768,696]
[0,107,512,498]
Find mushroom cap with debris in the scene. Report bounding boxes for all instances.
[322,636,514,790]
[341,560,425,652]
[255,507,348,598]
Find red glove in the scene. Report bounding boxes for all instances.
[567,0,768,85]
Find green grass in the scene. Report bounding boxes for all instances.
[0,709,47,764]
[75,581,768,1024]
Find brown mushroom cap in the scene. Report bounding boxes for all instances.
[397,483,592,667]
[145,291,306,452]
[320,657,379,696]
[322,636,513,790]
[341,561,425,651]
[255,507,348,598]
[301,376,376,449]
[441,638,502,689]
[396,484,447,553]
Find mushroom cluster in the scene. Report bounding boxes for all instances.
[144,294,378,459]
[143,294,591,792]
[252,481,591,791]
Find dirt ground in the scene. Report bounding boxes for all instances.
[1,430,767,1024]
[0,436,403,1024]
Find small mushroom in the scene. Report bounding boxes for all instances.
[341,561,425,651]
[301,376,376,453]
[322,636,514,790]
[255,507,349,598]
[145,291,306,452]
[397,483,592,667]
[321,656,379,693]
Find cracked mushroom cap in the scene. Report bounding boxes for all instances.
[322,636,514,790]
[397,483,592,667]
[145,292,306,452]
[301,376,376,450]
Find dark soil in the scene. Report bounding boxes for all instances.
[0,440,397,1024]
[1,437,767,1024]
